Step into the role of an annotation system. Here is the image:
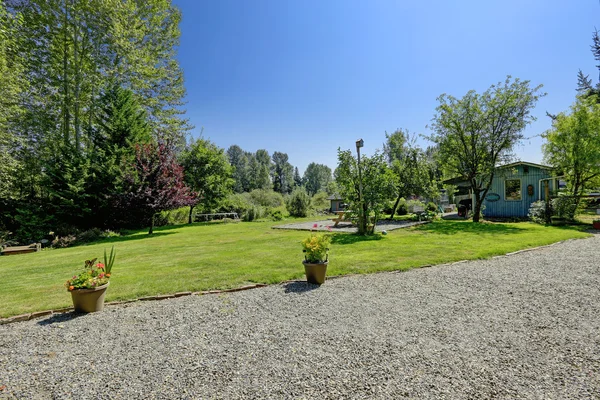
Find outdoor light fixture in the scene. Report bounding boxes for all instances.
[355,138,365,233]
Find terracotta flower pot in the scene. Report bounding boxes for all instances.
[303,261,328,285]
[70,282,109,313]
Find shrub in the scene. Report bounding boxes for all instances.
[287,187,311,217]
[219,193,253,216]
[52,235,77,248]
[77,228,104,243]
[269,206,288,221]
[155,207,189,226]
[426,202,438,212]
[528,200,549,224]
[551,196,578,220]
[301,233,331,263]
[243,205,264,221]
[396,199,408,215]
[249,189,285,209]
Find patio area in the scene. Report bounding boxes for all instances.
[272,218,428,233]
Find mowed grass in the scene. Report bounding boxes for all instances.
[0,219,590,318]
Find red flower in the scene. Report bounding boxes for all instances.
[96,263,105,269]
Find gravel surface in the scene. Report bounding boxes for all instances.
[272,219,427,233]
[1,235,600,399]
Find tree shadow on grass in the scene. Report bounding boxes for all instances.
[37,311,86,326]
[330,233,384,245]
[417,221,525,235]
[283,281,321,294]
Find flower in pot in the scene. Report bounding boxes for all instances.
[65,247,116,313]
[301,233,330,284]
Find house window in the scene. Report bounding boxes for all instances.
[505,179,521,201]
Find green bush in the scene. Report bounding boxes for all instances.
[551,196,578,220]
[287,187,311,217]
[396,199,408,215]
[426,202,438,212]
[219,193,253,216]
[243,205,264,221]
[155,207,189,226]
[249,189,285,208]
[269,206,288,221]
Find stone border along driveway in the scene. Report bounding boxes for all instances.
[272,218,428,233]
[1,234,599,398]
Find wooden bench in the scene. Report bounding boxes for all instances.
[1,243,41,256]
[194,212,239,222]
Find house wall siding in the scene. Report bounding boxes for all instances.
[484,165,555,218]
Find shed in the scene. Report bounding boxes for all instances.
[327,194,344,212]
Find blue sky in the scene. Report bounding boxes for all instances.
[174,0,599,174]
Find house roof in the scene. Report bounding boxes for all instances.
[326,194,343,200]
[442,161,553,185]
[497,161,552,170]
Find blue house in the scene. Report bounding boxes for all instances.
[451,162,561,218]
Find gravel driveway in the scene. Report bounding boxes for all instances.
[1,235,599,399]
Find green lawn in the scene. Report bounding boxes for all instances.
[0,219,591,318]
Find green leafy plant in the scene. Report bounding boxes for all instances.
[301,233,330,263]
[65,248,116,290]
[65,258,109,291]
[104,246,116,275]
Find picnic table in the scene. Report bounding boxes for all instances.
[332,211,350,227]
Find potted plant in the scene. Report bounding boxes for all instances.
[301,233,330,284]
[66,247,116,313]
[593,219,600,230]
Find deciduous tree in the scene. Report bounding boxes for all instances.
[272,151,294,194]
[303,163,332,196]
[335,150,395,234]
[429,76,544,222]
[118,142,194,234]
[543,95,600,206]
[180,138,233,223]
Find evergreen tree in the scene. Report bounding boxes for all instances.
[294,167,302,188]
[86,84,152,227]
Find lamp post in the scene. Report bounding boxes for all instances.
[356,138,365,234]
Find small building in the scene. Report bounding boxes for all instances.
[447,162,561,218]
[327,194,345,212]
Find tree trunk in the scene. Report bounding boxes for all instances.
[62,1,70,147]
[390,194,402,219]
[188,205,194,224]
[472,197,483,222]
[149,213,155,234]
